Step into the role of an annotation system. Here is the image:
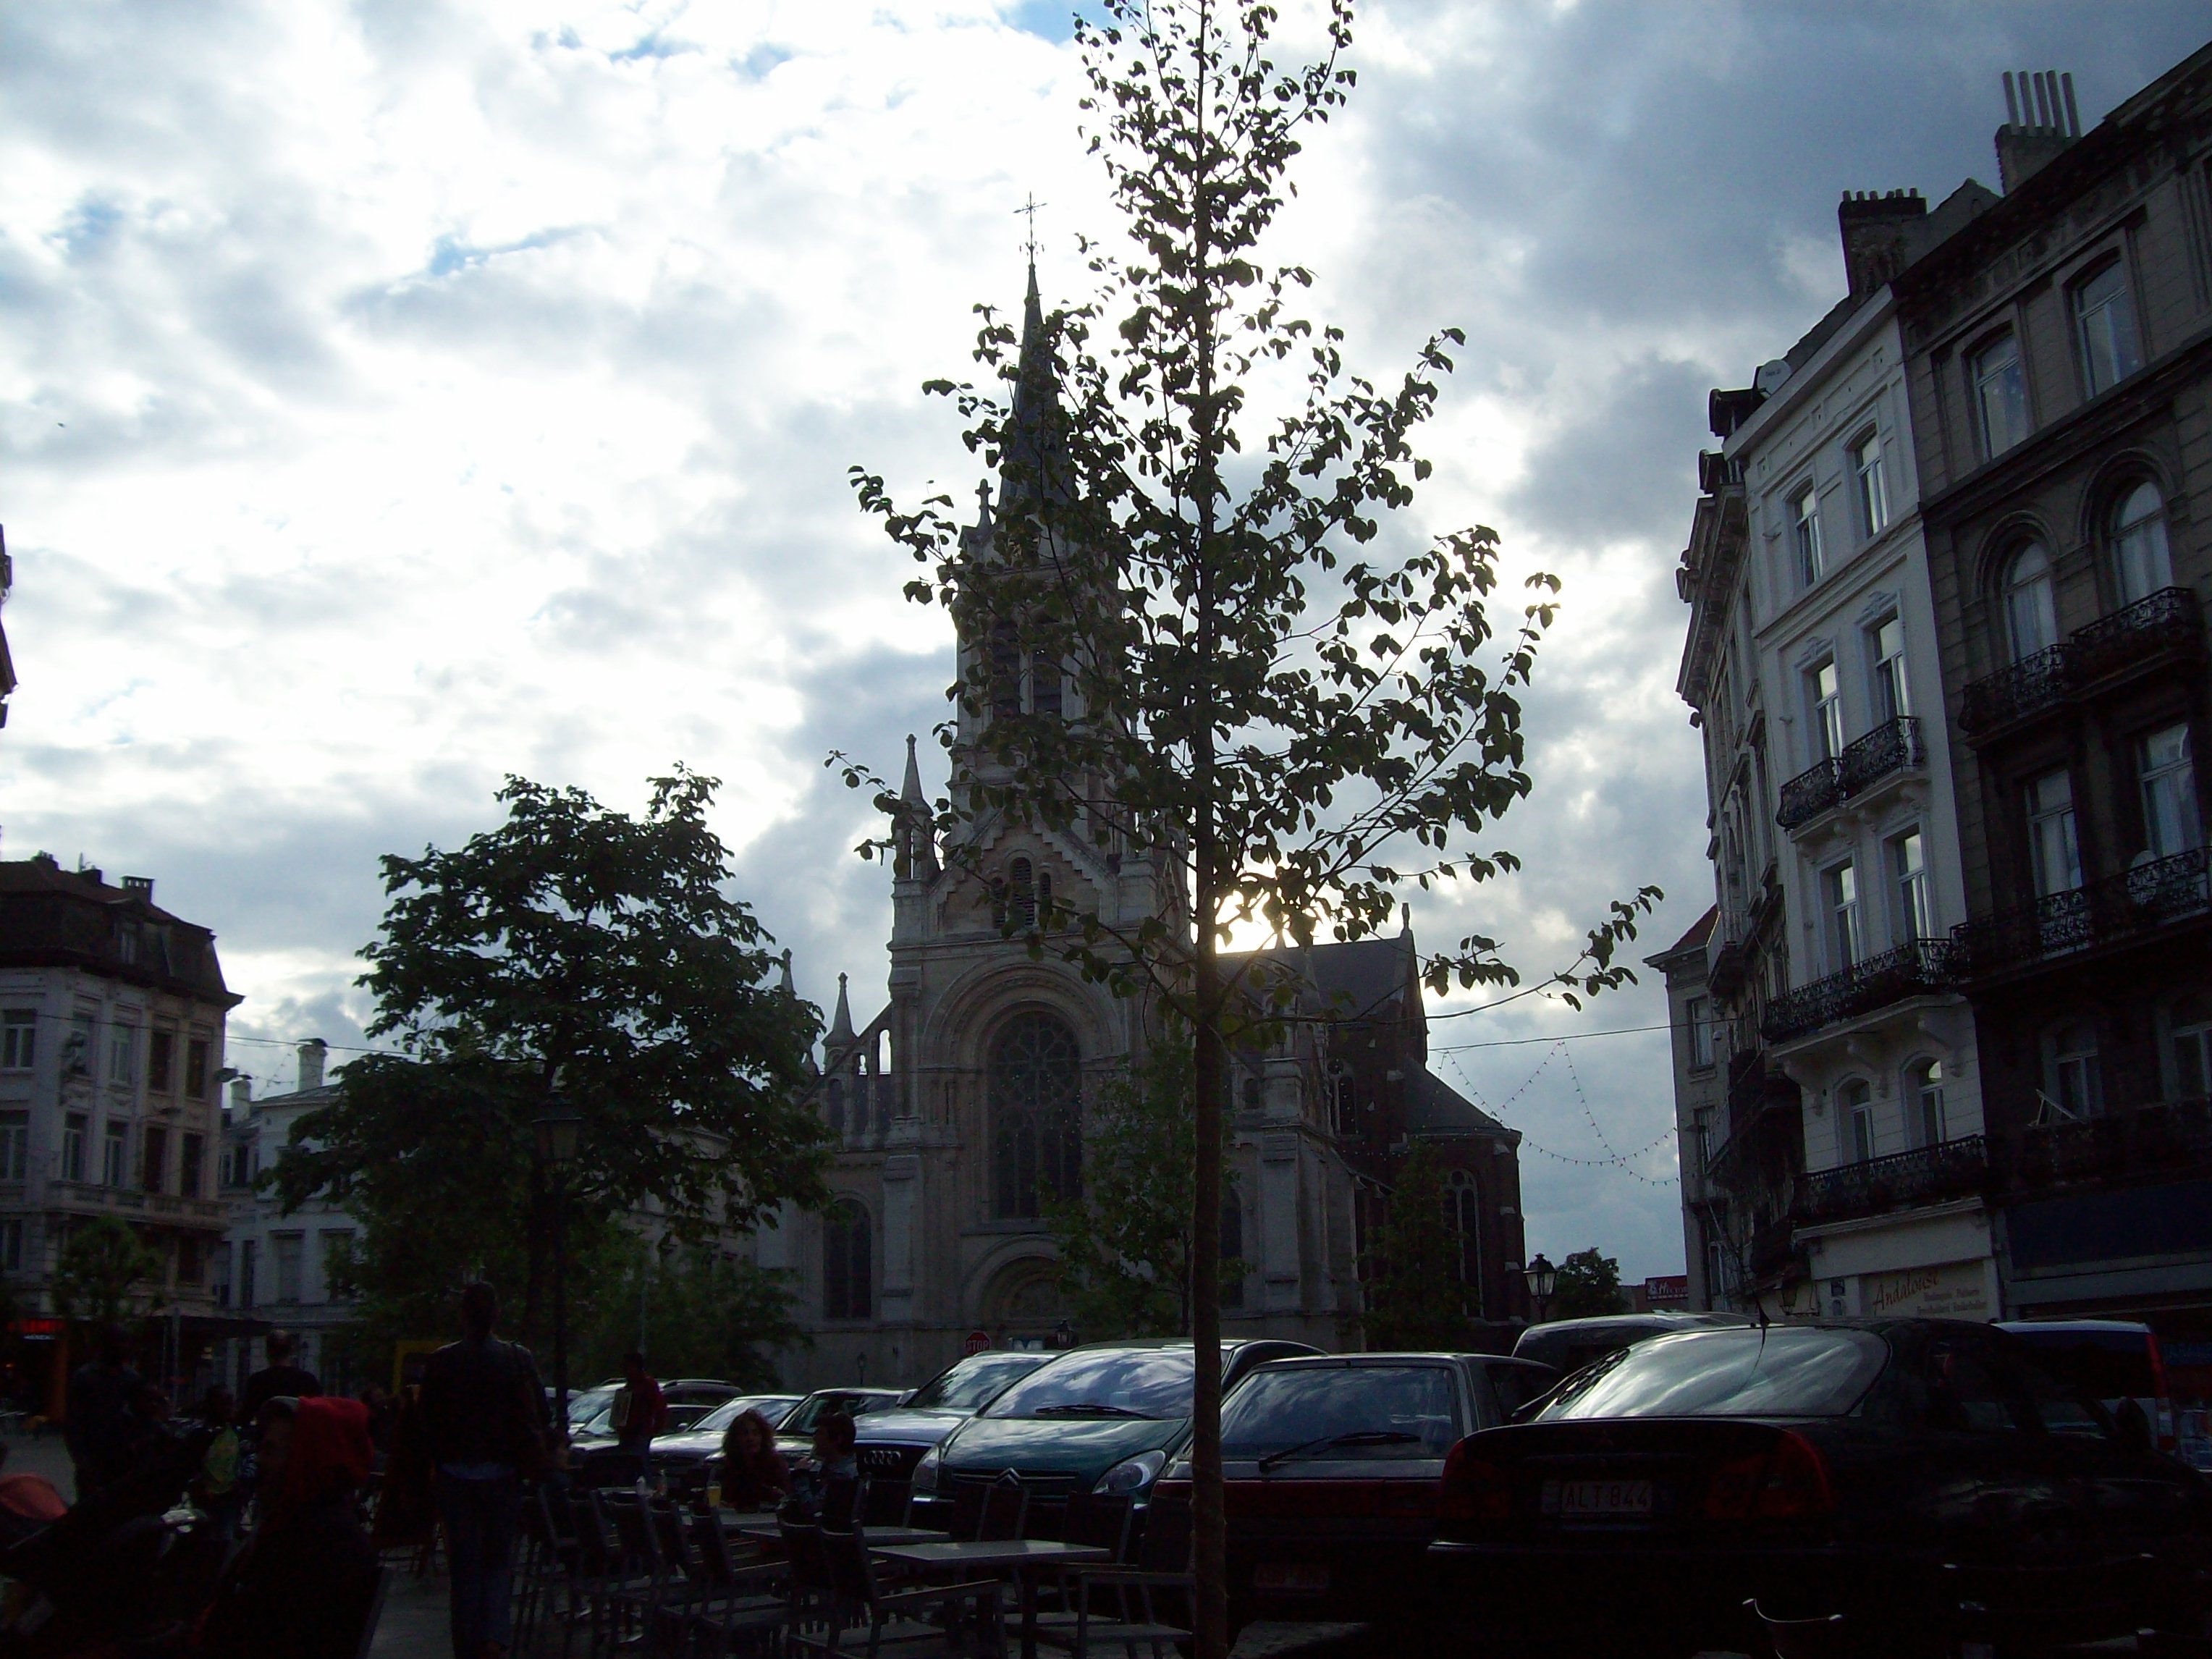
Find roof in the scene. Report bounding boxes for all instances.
[0,857,237,1005]
[1643,905,1717,971]
[1218,932,1417,1024]
[1406,1065,1513,1141]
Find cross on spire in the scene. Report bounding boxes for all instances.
[1015,193,1046,264]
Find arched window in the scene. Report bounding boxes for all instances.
[1327,1065,1356,1137]
[989,1013,1081,1220]
[822,1201,871,1321]
[825,1077,846,1141]
[1240,1075,1262,1113]
[1906,1059,1946,1147]
[2001,543,2057,662]
[2111,481,2172,605]
[1031,656,1063,719]
[1445,1169,1485,1314]
[1008,859,1037,932]
[1839,1078,1875,1164]
[2169,992,2211,1099]
[1220,1196,1245,1311]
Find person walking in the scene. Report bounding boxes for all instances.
[611,1351,664,1462]
[237,1330,321,1425]
[62,1324,141,1497]
[420,1282,546,1659]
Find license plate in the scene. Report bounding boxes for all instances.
[1252,1561,1330,1593]
[1542,1478,1654,1519]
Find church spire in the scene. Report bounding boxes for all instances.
[1000,253,1068,508]
[827,971,855,1049]
[778,947,795,997]
[900,733,926,808]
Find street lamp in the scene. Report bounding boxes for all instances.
[533,1091,584,1432]
[1523,1253,1558,1325]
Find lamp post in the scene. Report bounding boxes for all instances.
[1523,1253,1558,1325]
[533,1092,583,1432]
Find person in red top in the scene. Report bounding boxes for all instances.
[615,1351,665,1457]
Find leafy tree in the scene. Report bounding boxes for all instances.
[1359,1144,1477,1352]
[1047,1026,1241,1339]
[573,1241,803,1389]
[843,4,1656,1647]
[54,1217,162,1327]
[274,769,829,1360]
[1550,1246,1626,1320]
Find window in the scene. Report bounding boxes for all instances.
[1868,615,1911,723]
[2027,770,2082,898]
[989,620,1022,720]
[1446,1169,1485,1311]
[238,1239,258,1308]
[102,1122,127,1188]
[148,1031,174,1094]
[1240,1074,1262,1113]
[1791,485,1824,586]
[106,1023,137,1086]
[180,1133,204,1199]
[989,1012,1081,1219]
[1686,997,1714,1070]
[1827,860,1865,973]
[2051,1022,2103,1119]
[0,1114,25,1183]
[2111,481,2173,604]
[1841,1079,1875,1164]
[0,1222,21,1275]
[1327,1065,1357,1134]
[822,1202,871,1320]
[273,1233,303,1304]
[1909,1060,1947,1147]
[2171,993,2211,1099]
[1891,829,1932,942]
[177,1237,203,1287]
[1,1012,33,1072]
[185,1038,210,1099]
[1970,332,2030,457]
[1008,858,1037,932]
[1852,431,1889,537]
[1808,660,1844,763]
[1031,657,1063,719]
[2140,725,2200,860]
[142,1125,167,1194]
[65,1012,93,1076]
[62,1115,85,1184]
[2072,261,2141,397]
[2001,543,2057,662]
[319,1230,354,1300]
[1221,1196,1246,1311]
[824,1077,845,1140]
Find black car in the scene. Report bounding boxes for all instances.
[850,1351,1054,1488]
[914,1338,1319,1532]
[1150,1351,1558,1631]
[1430,1319,2212,1656]
[568,1378,749,1451]
[581,1392,801,1497]
[1510,1312,1752,1385]
[774,1388,906,1464]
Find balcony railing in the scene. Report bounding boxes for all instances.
[1959,586,2203,735]
[1951,847,2210,978]
[1796,1135,1987,1225]
[1995,1096,2212,1192]
[1762,937,1959,1044]
[1776,717,1923,830]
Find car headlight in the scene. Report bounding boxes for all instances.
[1094,1450,1166,1497]
[911,1446,942,1493]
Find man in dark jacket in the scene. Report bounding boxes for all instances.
[237,1330,321,1425]
[421,1283,545,1659]
[62,1325,141,1496]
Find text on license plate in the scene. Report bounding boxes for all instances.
[1542,1478,1653,1519]
[1252,1562,1330,1593]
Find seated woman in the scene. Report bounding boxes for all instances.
[718,1409,790,1511]
[195,1396,380,1659]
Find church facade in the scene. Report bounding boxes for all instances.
[759,274,1532,1391]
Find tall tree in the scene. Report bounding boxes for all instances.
[1550,1246,1626,1320]
[1359,1144,1477,1352]
[844,5,1655,1648]
[274,769,829,1356]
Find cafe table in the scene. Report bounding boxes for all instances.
[727,1516,950,1548]
[867,1539,1112,1659]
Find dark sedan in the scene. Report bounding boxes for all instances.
[850,1351,1053,1489]
[585,1393,800,1498]
[774,1388,906,1464]
[1149,1351,1558,1631]
[1430,1319,2212,1656]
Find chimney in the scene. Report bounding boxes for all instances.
[297,1038,328,1092]
[122,876,153,903]
[1838,189,1928,297]
[230,1076,253,1111]
[1996,69,2080,193]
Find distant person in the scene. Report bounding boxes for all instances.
[193,1386,244,1539]
[421,1283,546,1659]
[63,1325,142,1496]
[237,1330,320,1427]
[791,1411,858,1524]
[717,1409,788,1511]
[195,1396,379,1659]
[612,1351,665,1458]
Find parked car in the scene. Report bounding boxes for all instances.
[913,1338,1320,1532]
[774,1388,907,1464]
[569,1378,748,1451]
[1510,1311,1751,1387]
[1430,1319,2212,1655]
[1149,1351,1558,1631]
[850,1351,1054,1487]
[1998,1317,2178,1454]
[578,1392,801,1495]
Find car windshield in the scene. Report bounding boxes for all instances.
[694,1396,797,1436]
[1540,1327,1888,1420]
[906,1354,1050,1413]
[568,1386,618,1427]
[782,1393,895,1436]
[986,1348,1197,1421]
[1220,1365,1460,1461]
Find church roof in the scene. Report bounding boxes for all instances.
[1220,932,1417,1024]
[1406,1064,1516,1143]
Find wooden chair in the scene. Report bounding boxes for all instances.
[792,1523,1006,1659]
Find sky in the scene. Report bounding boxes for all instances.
[4,1,2205,1283]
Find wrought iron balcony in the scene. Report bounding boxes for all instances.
[1995,1096,2212,1192]
[1959,587,2203,736]
[1796,1135,1987,1226]
[1761,937,1959,1044]
[1776,717,1923,830]
[1951,847,2210,979]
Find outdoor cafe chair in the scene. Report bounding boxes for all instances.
[674,1506,790,1658]
[793,1521,1006,1659]
[1032,1501,1190,1659]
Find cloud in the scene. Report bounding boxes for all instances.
[3,0,2205,1270]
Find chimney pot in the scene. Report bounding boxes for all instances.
[122,876,153,903]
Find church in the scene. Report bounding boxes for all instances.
[759,269,1531,1390]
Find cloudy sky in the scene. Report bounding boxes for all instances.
[4,1,2204,1282]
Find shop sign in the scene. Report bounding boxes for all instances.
[9,1318,64,1340]
[1861,1259,1991,1320]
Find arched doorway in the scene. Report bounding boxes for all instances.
[982,1257,1072,1351]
